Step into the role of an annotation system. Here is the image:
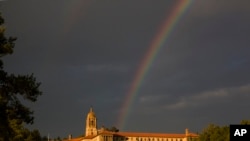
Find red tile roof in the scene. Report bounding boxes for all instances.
[115,132,185,138]
[63,137,84,141]
[99,131,198,138]
[64,131,198,141]
[83,135,97,139]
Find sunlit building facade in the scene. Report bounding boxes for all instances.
[65,108,198,141]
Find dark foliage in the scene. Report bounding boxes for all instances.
[0,12,42,141]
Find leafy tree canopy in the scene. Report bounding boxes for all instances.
[198,124,229,141]
[198,120,250,141]
[0,12,42,141]
[240,120,250,125]
[101,126,119,132]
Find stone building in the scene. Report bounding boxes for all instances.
[65,107,198,141]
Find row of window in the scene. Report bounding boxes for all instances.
[134,137,183,141]
[102,136,183,141]
[103,135,113,141]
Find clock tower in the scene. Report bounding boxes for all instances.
[85,107,97,136]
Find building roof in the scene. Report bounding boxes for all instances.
[98,131,198,138]
[83,135,97,139]
[66,131,198,141]
[63,137,84,141]
[116,132,186,138]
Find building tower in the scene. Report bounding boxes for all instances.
[85,107,98,136]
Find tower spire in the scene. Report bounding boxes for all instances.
[90,106,93,112]
[85,106,97,136]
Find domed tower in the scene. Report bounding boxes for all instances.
[85,107,98,136]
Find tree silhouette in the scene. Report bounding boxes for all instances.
[0,12,42,141]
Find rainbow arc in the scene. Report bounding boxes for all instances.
[116,0,194,130]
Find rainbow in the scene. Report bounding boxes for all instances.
[116,0,194,130]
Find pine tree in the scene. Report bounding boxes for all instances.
[0,12,42,141]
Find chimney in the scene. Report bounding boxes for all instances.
[185,128,189,136]
[68,134,72,140]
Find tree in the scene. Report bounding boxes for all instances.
[55,136,62,141]
[198,124,229,141]
[0,12,42,141]
[25,129,42,141]
[42,136,48,141]
[198,120,250,141]
[240,120,250,125]
[109,126,119,132]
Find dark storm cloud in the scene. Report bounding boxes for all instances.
[1,0,250,138]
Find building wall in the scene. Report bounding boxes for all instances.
[87,134,189,141]
[98,135,114,141]
[81,108,197,141]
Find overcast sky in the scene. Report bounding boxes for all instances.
[1,0,250,139]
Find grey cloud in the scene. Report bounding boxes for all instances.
[1,0,250,138]
[86,64,130,72]
[163,83,250,110]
